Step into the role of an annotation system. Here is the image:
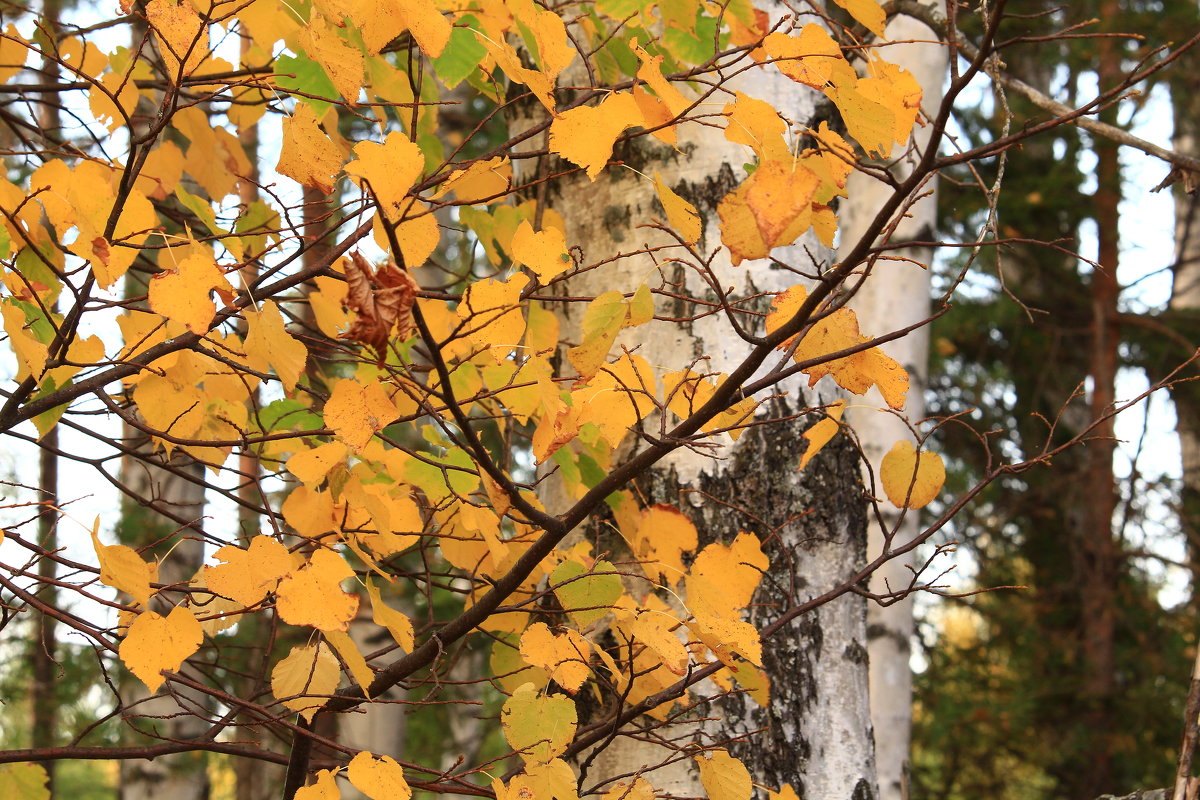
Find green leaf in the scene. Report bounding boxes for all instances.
[276,52,336,116]
[433,19,487,88]
[551,559,623,626]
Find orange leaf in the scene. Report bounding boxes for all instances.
[147,251,234,335]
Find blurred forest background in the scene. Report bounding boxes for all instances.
[3,0,1200,799]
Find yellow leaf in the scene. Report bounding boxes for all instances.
[630,503,697,585]
[769,785,801,800]
[519,622,593,694]
[146,0,208,80]
[633,84,678,146]
[763,25,843,89]
[438,157,511,205]
[277,104,344,193]
[300,13,363,100]
[501,683,577,765]
[275,548,360,631]
[89,71,139,133]
[345,132,424,222]
[389,0,451,58]
[243,300,308,390]
[0,25,30,84]
[718,161,818,266]
[283,486,339,539]
[325,378,399,452]
[602,778,655,800]
[204,535,293,607]
[120,606,204,692]
[518,759,579,800]
[832,0,887,38]
[511,0,575,77]
[295,769,340,800]
[695,750,752,800]
[1,303,48,382]
[653,173,701,244]
[549,92,642,180]
[798,399,846,471]
[271,643,341,722]
[766,286,909,410]
[348,752,412,800]
[631,612,689,675]
[325,629,374,696]
[723,92,789,160]
[478,36,557,114]
[366,579,414,652]
[511,220,571,284]
[148,252,234,335]
[92,526,154,608]
[287,441,349,486]
[634,43,689,116]
[880,440,945,509]
[458,273,528,362]
[860,59,924,145]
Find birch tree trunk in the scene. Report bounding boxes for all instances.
[839,9,945,799]
[515,35,877,799]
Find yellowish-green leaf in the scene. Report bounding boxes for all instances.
[0,763,50,800]
[501,682,577,764]
[551,559,622,627]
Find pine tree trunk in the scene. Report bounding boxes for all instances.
[839,8,945,799]
[517,49,878,799]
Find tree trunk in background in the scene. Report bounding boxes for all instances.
[29,0,62,791]
[1168,11,1200,614]
[519,36,877,799]
[1074,7,1122,796]
[839,8,944,799]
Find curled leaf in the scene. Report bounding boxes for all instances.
[341,251,420,360]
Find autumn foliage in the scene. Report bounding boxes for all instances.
[0,0,1190,797]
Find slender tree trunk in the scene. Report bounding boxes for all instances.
[1074,7,1122,797]
[521,42,877,799]
[839,9,945,799]
[29,0,62,791]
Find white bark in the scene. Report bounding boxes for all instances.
[519,32,877,798]
[839,9,945,800]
